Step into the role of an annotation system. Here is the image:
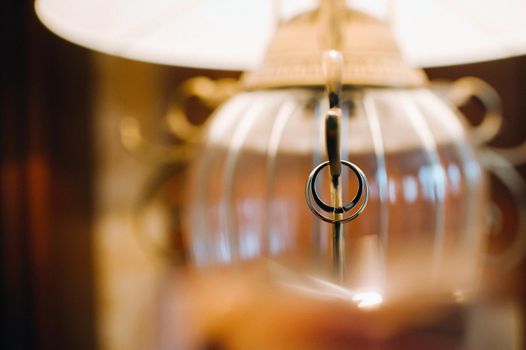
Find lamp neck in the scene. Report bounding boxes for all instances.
[319,0,345,51]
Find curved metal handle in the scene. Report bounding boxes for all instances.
[165,77,239,142]
[120,77,239,260]
[120,116,194,164]
[488,142,526,165]
[119,77,239,165]
[447,76,503,146]
[440,77,525,269]
[481,149,526,270]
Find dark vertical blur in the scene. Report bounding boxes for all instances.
[1,0,95,349]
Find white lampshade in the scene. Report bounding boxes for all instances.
[35,0,526,70]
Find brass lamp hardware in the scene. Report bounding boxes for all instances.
[490,141,526,166]
[439,77,526,270]
[166,77,239,142]
[242,5,427,89]
[119,77,239,165]
[119,116,194,164]
[447,77,503,146]
[481,149,526,270]
[121,76,239,260]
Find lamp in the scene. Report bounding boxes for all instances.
[35,1,526,348]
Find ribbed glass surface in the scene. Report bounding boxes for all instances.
[184,87,488,295]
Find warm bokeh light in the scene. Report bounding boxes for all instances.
[353,291,383,309]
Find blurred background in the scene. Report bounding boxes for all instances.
[1,0,525,349]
